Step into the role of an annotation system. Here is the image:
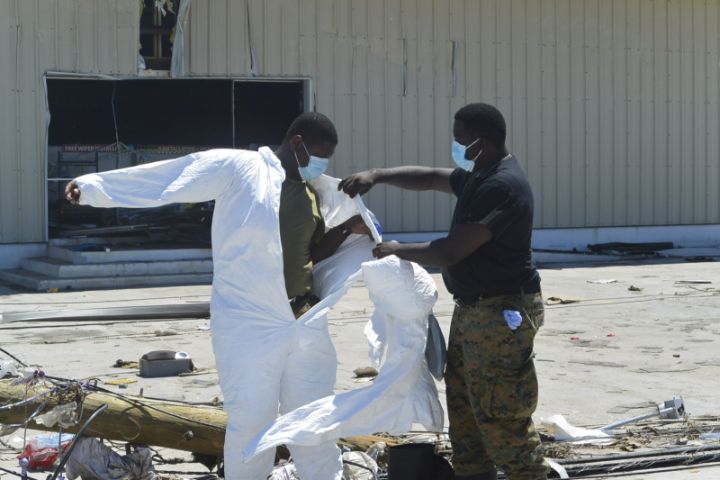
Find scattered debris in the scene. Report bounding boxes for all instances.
[686,256,716,263]
[34,402,79,428]
[587,242,673,255]
[587,279,617,284]
[139,351,194,378]
[154,329,179,337]
[353,367,379,379]
[113,359,139,369]
[342,451,378,479]
[269,461,299,480]
[601,397,685,432]
[104,378,138,386]
[18,433,74,471]
[606,332,616,337]
[546,296,580,305]
[542,415,614,444]
[65,437,155,480]
[700,432,720,441]
[0,360,18,378]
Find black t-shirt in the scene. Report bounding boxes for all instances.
[442,155,540,300]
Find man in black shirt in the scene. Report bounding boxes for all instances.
[339,103,547,480]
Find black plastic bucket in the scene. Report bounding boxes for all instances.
[387,443,439,480]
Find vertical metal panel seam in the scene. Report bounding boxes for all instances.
[624,0,630,225]
[524,0,530,220]
[704,0,710,222]
[13,0,23,238]
[553,0,559,225]
[73,0,79,70]
[665,0,671,223]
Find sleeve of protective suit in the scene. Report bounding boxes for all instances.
[74,149,239,208]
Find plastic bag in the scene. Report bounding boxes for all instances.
[269,462,300,480]
[34,402,79,428]
[0,360,18,378]
[425,312,447,381]
[65,437,156,480]
[342,451,378,479]
[17,433,74,470]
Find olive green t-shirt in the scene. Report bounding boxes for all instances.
[279,177,325,298]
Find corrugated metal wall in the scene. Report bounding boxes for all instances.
[184,0,720,232]
[1,1,718,242]
[0,0,138,243]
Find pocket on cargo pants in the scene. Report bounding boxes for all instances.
[468,301,539,421]
[479,359,538,420]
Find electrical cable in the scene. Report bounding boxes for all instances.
[0,347,28,367]
[0,465,41,480]
[2,359,223,431]
[48,403,108,480]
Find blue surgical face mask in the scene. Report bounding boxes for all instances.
[451,138,481,172]
[295,144,329,180]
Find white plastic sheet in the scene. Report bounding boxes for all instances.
[542,414,615,445]
[240,256,444,461]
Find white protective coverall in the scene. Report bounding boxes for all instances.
[240,255,445,461]
[74,148,380,480]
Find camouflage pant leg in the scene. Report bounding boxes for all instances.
[446,309,496,475]
[447,293,548,480]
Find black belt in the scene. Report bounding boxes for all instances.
[454,287,540,308]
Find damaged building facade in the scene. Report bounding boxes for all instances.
[2,0,720,270]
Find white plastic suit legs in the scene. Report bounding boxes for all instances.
[213,319,344,479]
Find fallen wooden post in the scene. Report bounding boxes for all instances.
[1,379,226,456]
[0,380,399,458]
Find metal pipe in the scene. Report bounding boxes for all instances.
[559,444,720,465]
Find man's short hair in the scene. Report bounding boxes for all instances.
[454,103,507,147]
[284,112,338,146]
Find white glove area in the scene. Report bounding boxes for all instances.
[75,149,441,479]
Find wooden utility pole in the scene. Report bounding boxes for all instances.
[0,379,226,456]
[0,380,398,457]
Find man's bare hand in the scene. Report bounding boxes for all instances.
[372,242,398,259]
[64,181,81,205]
[343,214,373,240]
[338,171,376,198]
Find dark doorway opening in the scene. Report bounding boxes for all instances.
[47,78,305,241]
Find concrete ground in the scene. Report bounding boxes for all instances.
[1,258,720,478]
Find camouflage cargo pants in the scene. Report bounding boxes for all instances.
[446,292,548,480]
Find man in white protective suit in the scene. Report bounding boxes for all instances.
[64,112,372,480]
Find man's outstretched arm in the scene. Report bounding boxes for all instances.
[339,166,455,198]
[65,150,239,208]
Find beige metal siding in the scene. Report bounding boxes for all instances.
[183,0,720,232]
[0,0,138,243]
